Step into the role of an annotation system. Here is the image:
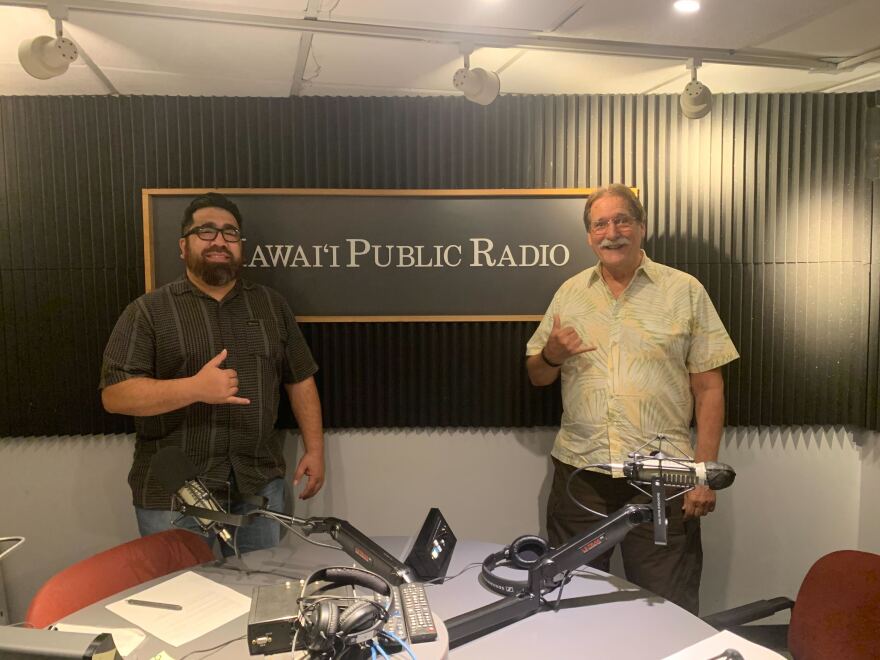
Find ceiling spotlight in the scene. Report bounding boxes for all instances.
[18,5,78,80]
[680,58,712,120]
[673,0,701,13]
[19,35,78,79]
[452,47,500,106]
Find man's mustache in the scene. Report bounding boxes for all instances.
[204,246,233,257]
[599,237,631,248]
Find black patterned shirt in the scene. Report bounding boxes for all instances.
[100,276,318,508]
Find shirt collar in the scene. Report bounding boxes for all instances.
[170,274,252,298]
[586,250,657,286]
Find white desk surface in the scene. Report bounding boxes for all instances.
[58,534,716,659]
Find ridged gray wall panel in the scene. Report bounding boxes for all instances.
[0,93,876,435]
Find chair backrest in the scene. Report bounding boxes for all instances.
[25,529,214,629]
[788,549,880,660]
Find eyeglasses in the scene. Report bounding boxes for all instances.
[590,215,638,234]
[183,225,242,243]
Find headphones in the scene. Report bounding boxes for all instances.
[295,566,392,658]
[481,534,551,597]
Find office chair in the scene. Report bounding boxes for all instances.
[702,549,880,660]
[25,529,214,629]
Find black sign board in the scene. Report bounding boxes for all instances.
[143,189,599,321]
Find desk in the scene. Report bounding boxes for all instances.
[59,535,715,659]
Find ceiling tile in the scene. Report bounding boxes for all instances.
[0,62,108,95]
[104,68,293,96]
[756,0,880,57]
[556,0,850,51]
[67,11,303,80]
[498,51,685,94]
[329,0,581,31]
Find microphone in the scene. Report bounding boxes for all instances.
[151,447,234,545]
[600,457,736,490]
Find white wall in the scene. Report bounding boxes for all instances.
[0,435,139,624]
[1,426,877,625]
[700,426,864,618]
[856,428,880,553]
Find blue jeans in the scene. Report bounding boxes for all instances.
[136,476,286,557]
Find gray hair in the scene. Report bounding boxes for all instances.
[583,184,646,232]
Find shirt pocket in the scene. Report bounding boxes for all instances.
[244,319,275,358]
[637,316,690,363]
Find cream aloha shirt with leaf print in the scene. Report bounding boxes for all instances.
[527,252,739,476]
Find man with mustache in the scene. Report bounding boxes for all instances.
[100,192,324,553]
[526,184,738,613]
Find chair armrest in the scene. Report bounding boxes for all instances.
[701,597,794,629]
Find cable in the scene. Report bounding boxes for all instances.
[206,563,304,581]
[302,47,322,83]
[381,630,417,660]
[550,570,572,611]
[259,510,344,551]
[565,466,608,519]
[291,625,301,657]
[231,524,241,559]
[371,639,392,660]
[423,561,480,585]
[423,561,481,586]
[177,634,246,659]
[0,536,26,561]
[324,0,343,19]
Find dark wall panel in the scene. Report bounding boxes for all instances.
[0,93,876,436]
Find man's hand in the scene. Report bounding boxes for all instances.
[683,485,716,518]
[192,349,250,405]
[293,451,325,499]
[543,314,595,364]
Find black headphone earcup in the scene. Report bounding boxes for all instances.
[509,534,550,570]
[338,600,380,635]
[306,601,340,652]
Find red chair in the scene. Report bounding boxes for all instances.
[703,549,880,659]
[26,529,214,629]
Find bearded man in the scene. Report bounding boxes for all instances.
[101,192,324,553]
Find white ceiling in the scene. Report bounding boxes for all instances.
[1,0,879,98]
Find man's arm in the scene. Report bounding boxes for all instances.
[285,376,325,500]
[101,348,249,416]
[683,367,725,518]
[526,353,561,386]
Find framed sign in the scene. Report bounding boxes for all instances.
[143,188,600,321]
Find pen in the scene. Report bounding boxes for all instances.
[126,599,182,611]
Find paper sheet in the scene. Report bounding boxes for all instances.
[663,629,787,659]
[105,571,251,648]
[52,623,146,657]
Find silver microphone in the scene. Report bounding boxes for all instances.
[600,457,736,490]
[151,447,234,544]
[174,477,234,545]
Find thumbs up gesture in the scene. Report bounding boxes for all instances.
[193,349,251,405]
[543,314,595,366]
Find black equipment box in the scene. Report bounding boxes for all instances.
[405,508,456,582]
[247,581,300,655]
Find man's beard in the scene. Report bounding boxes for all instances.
[185,246,242,286]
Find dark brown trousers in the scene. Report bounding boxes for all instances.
[546,457,703,614]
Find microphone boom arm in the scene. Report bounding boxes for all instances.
[447,502,654,649]
[280,515,417,585]
[171,503,416,585]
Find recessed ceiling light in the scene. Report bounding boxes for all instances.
[674,0,701,13]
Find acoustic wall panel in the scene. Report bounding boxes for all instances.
[0,93,876,435]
